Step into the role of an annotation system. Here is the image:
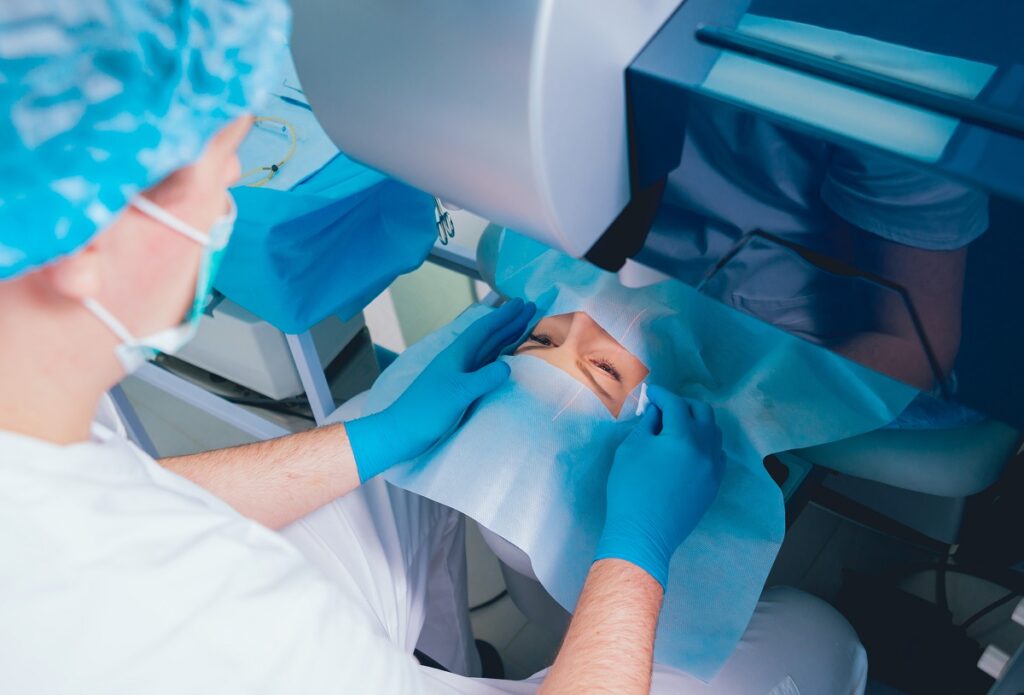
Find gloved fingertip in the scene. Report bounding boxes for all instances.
[469,360,510,397]
[715,450,728,481]
[486,299,518,324]
[511,301,536,330]
[641,403,661,432]
[644,383,669,404]
[523,301,538,320]
[629,402,661,438]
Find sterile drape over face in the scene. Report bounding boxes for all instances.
[360,231,918,680]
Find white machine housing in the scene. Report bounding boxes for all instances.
[177,299,365,400]
[291,0,683,258]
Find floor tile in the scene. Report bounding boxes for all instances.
[501,622,561,678]
[465,520,507,608]
[865,681,908,695]
[469,594,529,652]
[899,569,1024,655]
[797,516,933,603]
[767,502,843,587]
[501,659,537,682]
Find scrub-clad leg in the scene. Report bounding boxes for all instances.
[677,586,868,695]
[283,489,864,694]
[279,478,482,677]
[417,586,866,694]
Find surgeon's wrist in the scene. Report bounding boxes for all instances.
[593,522,673,591]
[346,411,401,482]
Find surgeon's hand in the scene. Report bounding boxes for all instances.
[347,298,537,482]
[594,385,726,589]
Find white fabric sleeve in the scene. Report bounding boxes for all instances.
[136,543,429,695]
[102,527,428,695]
[820,147,989,250]
[0,468,429,694]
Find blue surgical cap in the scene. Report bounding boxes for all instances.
[0,1,291,279]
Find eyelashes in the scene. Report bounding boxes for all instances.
[590,358,622,382]
[526,334,622,382]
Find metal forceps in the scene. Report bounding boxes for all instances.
[435,197,456,245]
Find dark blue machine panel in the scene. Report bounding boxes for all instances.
[622,0,1024,428]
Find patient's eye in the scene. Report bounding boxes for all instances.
[591,358,622,382]
[527,333,555,347]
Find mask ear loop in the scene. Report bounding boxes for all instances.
[82,298,138,345]
[130,197,210,246]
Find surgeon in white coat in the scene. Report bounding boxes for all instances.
[0,3,872,695]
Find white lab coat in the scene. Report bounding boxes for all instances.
[0,396,866,694]
[0,400,432,694]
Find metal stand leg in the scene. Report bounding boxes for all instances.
[107,384,159,458]
[480,290,503,308]
[428,243,482,280]
[286,331,336,425]
[124,242,487,440]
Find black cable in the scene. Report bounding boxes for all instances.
[227,396,309,409]
[888,559,1024,598]
[936,548,950,616]
[882,559,1024,635]
[960,592,1019,632]
[222,396,316,422]
[469,590,508,613]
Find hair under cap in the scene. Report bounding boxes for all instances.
[0,0,290,279]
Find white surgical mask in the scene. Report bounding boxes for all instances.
[84,195,237,374]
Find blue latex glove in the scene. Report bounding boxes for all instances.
[347,298,537,481]
[594,385,726,589]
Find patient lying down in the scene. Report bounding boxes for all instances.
[370,226,919,678]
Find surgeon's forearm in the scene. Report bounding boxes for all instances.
[160,424,362,530]
[538,559,663,695]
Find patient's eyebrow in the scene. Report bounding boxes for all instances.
[575,358,613,402]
